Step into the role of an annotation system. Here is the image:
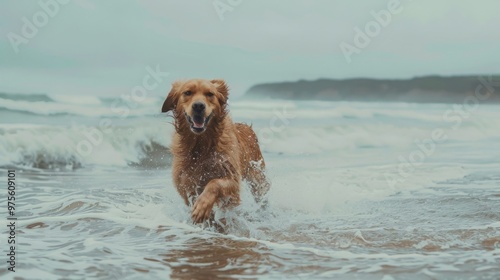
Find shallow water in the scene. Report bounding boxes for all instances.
[1,96,500,279]
[2,163,499,279]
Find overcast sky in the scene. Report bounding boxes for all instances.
[1,0,498,97]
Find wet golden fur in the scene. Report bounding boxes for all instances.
[161,79,270,223]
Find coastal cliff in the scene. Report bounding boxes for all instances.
[245,76,500,103]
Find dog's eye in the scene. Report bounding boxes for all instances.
[206,92,214,97]
[183,91,192,96]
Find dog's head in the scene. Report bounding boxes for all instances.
[161,79,229,134]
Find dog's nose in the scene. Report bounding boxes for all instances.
[192,102,206,112]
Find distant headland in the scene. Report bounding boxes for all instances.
[245,75,500,103]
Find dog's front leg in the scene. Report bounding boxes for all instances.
[191,178,240,223]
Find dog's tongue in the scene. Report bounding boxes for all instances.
[193,120,204,128]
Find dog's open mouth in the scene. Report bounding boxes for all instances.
[185,113,212,133]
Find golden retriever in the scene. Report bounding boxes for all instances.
[161,79,270,223]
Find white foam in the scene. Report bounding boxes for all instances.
[0,97,157,117]
[0,119,173,169]
[49,94,103,105]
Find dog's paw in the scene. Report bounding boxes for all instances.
[192,191,217,223]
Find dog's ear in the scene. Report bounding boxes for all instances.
[210,79,229,105]
[161,81,182,113]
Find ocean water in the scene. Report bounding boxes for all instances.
[1,93,499,279]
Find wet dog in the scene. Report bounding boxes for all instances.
[161,79,270,223]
